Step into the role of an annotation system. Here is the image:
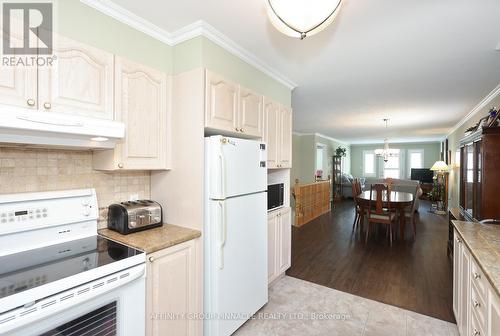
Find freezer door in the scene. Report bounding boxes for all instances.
[206,136,267,199]
[205,192,268,336]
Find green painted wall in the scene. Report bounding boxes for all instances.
[291,134,350,185]
[447,90,500,208]
[350,142,441,178]
[55,1,291,105]
[56,0,172,73]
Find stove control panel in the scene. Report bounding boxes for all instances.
[0,207,49,223]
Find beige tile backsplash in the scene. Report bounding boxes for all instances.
[0,147,151,228]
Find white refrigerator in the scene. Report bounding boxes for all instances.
[204,135,268,336]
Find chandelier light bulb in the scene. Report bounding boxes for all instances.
[266,0,343,39]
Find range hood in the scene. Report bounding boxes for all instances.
[0,108,125,149]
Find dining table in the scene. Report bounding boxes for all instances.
[356,190,414,240]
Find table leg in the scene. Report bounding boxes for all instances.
[399,204,406,240]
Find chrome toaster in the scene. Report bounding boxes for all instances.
[107,200,163,234]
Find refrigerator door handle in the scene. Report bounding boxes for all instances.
[218,152,226,199]
[219,201,227,270]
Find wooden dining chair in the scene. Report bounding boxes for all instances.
[351,179,363,231]
[366,184,397,246]
[403,185,419,240]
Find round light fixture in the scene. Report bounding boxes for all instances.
[266,0,342,40]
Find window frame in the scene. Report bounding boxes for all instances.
[383,149,402,179]
[407,149,424,178]
[363,150,376,177]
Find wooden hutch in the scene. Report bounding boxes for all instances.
[448,127,500,255]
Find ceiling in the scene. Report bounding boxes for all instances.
[110,0,500,144]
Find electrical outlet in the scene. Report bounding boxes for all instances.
[129,194,139,201]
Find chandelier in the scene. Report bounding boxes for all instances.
[266,0,343,40]
[374,119,398,162]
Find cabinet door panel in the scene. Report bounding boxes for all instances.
[239,87,263,137]
[268,213,278,284]
[205,70,238,132]
[453,231,460,322]
[39,35,113,119]
[489,289,500,336]
[264,100,280,169]
[278,208,292,274]
[0,33,37,110]
[115,57,167,169]
[280,106,293,168]
[459,243,471,336]
[147,241,196,336]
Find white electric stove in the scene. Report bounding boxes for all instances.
[0,189,146,336]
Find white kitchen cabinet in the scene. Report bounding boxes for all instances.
[488,286,500,336]
[146,239,199,336]
[38,35,114,119]
[278,207,292,274]
[239,86,264,137]
[279,106,292,168]
[268,207,292,284]
[263,99,292,169]
[204,70,264,138]
[0,36,38,110]
[264,100,280,169]
[205,70,239,133]
[93,57,169,170]
[453,228,500,336]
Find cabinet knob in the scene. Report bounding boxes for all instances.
[43,102,51,109]
[26,99,35,107]
[473,272,481,279]
[473,299,480,308]
[148,256,154,263]
[473,328,480,336]
[118,163,124,169]
[240,128,244,132]
[235,127,239,131]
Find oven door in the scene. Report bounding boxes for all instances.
[2,264,145,336]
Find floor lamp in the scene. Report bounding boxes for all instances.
[430,161,450,215]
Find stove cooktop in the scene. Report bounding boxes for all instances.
[0,236,143,301]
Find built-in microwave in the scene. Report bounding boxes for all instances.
[268,183,284,211]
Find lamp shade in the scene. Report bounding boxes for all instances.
[267,0,342,39]
[430,161,450,172]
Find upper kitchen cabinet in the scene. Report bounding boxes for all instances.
[264,99,280,168]
[279,105,292,168]
[264,99,292,169]
[93,57,169,170]
[239,86,264,137]
[38,36,114,119]
[205,70,239,133]
[0,51,37,110]
[204,70,264,138]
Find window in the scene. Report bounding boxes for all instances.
[408,149,424,178]
[363,151,376,177]
[383,149,401,179]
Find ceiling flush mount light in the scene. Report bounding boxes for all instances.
[266,0,343,40]
[374,119,398,162]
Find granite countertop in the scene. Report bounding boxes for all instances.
[98,224,201,254]
[452,220,500,296]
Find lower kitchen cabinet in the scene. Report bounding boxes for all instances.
[453,229,500,336]
[268,207,291,284]
[146,239,199,336]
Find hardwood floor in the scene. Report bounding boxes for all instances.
[287,199,455,323]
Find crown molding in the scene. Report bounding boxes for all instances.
[80,0,297,89]
[292,132,349,145]
[446,83,500,138]
[349,138,442,145]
